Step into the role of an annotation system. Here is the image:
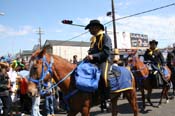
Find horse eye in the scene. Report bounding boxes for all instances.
[129,59,133,62]
[33,66,37,70]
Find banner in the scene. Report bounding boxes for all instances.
[130,33,148,47]
[117,32,131,49]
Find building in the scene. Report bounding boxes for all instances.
[20,40,90,62]
[43,40,90,62]
[20,50,33,61]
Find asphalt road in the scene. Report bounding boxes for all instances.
[54,89,175,116]
[10,88,175,116]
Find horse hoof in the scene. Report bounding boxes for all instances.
[166,100,169,104]
[157,105,161,108]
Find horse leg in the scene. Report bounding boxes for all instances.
[81,105,91,116]
[146,89,154,107]
[111,94,119,116]
[158,87,164,107]
[171,78,175,98]
[140,88,146,109]
[165,86,170,103]
[158,86,170,107]
[125,90,139,116]
[67,111,79,116]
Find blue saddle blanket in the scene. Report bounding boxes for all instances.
[163,67,169,77]
[108,65,133,92]
[74,61,101,92]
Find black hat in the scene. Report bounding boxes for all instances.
[85,19,104,30]
[149,40,158,45]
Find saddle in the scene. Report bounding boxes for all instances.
[107,65,133,92]
[149,66,167,88]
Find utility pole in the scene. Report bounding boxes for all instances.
[36,27,44,49]
[111,0,117,48]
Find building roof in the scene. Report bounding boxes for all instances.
[21,50,33,55]
[44,40,90,47]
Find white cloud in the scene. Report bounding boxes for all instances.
[67,15,175,48]
[55,29,62,33]
[102,15,175,48]
[0,25,34,37]
[117,1,130,8]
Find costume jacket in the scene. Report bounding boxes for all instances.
[88,32,112,64]
[144,48,164,66]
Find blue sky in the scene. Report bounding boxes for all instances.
[0,0,175,56]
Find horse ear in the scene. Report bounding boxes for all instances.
[39,46,47,57]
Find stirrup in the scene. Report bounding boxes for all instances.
[153,71,158,75]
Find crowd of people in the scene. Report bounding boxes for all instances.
[0,57,62,116]
[0,19,175,116]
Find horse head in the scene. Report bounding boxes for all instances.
[28,47,76,96]
[28,48,54,96]
[128,56,149,78]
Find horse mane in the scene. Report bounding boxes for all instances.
[30,48,75,68]
[51,54,76,70]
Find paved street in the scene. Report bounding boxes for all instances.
[18,89,175,116]
[54,89,175,116]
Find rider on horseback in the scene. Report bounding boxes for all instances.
[144,39,169,87]
[85,19,112,111]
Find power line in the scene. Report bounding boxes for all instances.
[59,31,89,45]
[104,2,175,25]
[61,2,175,45]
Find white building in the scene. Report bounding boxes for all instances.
[43,40,90,62]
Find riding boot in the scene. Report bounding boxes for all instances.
[100,86,110,112]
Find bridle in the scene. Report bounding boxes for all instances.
[129,56,148,78]
[29,55,54,94]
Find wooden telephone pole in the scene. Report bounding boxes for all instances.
[36,27,44,49]
[111,0,117,48]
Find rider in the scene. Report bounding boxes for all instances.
[167,43,175,71]
[85,19,112,111]
[144,39,169,86]
[0,62,12,116]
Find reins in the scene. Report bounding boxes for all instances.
[130,57,148,78]
[29,55,54,94]
[29,55,89,110]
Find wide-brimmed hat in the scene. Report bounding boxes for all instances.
[149,40,158,45]
[85,19,104,30]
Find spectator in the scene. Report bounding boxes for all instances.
[73,55,78,64]
[31,94,42,116]
[17,64,31,114]
[0,62,12,116]
[44,79,55,116]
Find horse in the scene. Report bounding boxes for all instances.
[166,51,175,97]
[27,47,139,116]
[127,55,171,109]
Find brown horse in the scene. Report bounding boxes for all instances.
[127,55,171,109]
[27,47,139,116]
